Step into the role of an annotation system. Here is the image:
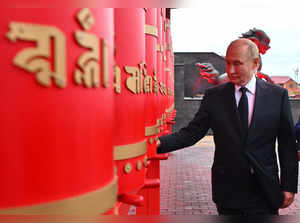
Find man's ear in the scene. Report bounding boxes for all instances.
[253,57,260,70]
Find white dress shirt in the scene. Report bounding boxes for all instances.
[234,75,256,127]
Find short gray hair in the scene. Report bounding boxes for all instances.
[228,38,259,59]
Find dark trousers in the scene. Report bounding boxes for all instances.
[217,206,278,215]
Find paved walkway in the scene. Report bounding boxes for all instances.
[160,136,300,215]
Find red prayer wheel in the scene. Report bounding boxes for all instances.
[161,9,169,136]
[156,8,166,137]
[0,8,117,215]
[113,8,146,205]
[144,8,159,158]
[165,18,175,134]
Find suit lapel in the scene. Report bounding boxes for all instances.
[247,78,267,143]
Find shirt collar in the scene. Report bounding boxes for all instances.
[235,75,256,95]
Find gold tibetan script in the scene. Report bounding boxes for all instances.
[139,62,152,93]
[6,22,66,88]
[114,65,121,94]
[125,62,154,94]
[153,70,159,94]
[124,65,142,94]
[74,31,100,88]
[75,8,108,88]
[159,82,167,95]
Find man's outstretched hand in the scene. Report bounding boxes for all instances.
[156,139,161,147]
[280,191,295,209]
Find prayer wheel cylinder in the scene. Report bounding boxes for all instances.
[145,8,158,158]
[0,8,117,215]
[165,18,174,134]
[114,8,146,197]
[156,8,165,137]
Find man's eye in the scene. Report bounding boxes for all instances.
[233,62,242,66]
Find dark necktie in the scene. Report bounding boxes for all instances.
[238,87,248,133]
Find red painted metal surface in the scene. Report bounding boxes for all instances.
[114,8,146,197]
[165,18,175,134]
[156,8,165,137]
[0,8,115,210]
[145,8,158,159]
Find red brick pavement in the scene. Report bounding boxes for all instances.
[159,136,300,215]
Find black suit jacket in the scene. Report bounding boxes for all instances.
[158,78,298,209]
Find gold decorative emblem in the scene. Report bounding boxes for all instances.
[124,163,132,174]
[6,22,66,88]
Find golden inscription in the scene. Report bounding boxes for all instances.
[114,65,121,94]
[6,22,66,88]
[159,82,167,95]
[153,70,159,94]
[102,39,109,88]
[139,62,152,94]
[77,8,95,31]
[75,8,109,89]
[124,66,142,94]
[74,30,100,88]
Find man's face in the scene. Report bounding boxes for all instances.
[225,44,258,86]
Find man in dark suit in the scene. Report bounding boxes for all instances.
[157,38,298,215]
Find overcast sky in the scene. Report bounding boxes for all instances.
[170,1,300,80]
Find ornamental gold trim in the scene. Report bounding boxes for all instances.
[145,25,158,38]
[145,124,159,136]
[114,140,147,161]
[0,176,118,215]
